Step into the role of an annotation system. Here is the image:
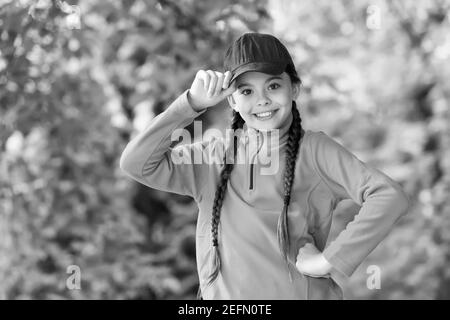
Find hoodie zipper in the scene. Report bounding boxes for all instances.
[248,134,261,191]
[249,163,254,190]
[248,129,260,190]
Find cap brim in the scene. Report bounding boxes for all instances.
[229,62,286,84]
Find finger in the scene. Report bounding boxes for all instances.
[221,80,236,97]
[214,71,225,96]
[223,71,232,89]
[197,70,210,91]
[206,70,217,97]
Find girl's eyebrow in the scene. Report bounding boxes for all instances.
[237,76,283,89]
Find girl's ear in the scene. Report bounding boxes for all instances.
[292,83,300,100]
[227,94,238,112]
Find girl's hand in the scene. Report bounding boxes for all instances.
[187,70,236,111]
[295,243,333,278]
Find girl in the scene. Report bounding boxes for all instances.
[119,32,410,299]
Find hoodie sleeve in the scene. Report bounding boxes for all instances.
[119,89,211,201]
[309,131,410,277]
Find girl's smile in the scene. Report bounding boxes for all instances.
[253,109,278,120]
[227,71,300,131]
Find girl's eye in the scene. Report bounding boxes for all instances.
[269,83,280,90]
[241,89,252,95]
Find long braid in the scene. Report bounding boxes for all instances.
[277,100,303,279]
[197,110,244,299]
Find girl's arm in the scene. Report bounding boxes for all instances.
[120,70,235,200]
[119,89,210,200]
[309,131,410,277]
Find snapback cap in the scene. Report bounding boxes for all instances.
[223,32,296,84]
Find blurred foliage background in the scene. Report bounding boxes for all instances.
[0,0,449,299]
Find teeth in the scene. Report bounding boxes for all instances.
[256,111,273,118]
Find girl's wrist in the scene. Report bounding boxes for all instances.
[187,90,206,112]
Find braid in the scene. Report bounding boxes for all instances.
[198,110,243,299]
[277,100,303,279]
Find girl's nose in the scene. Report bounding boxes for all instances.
[257,93,271,106]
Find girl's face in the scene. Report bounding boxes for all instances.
[227,71,300,131]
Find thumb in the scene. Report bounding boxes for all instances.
[221,81,237,97]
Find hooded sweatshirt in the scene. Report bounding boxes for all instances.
[119,89,410,300]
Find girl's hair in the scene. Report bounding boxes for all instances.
[197,66,303,299]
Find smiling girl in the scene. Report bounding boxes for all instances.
[120,32,410,299]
